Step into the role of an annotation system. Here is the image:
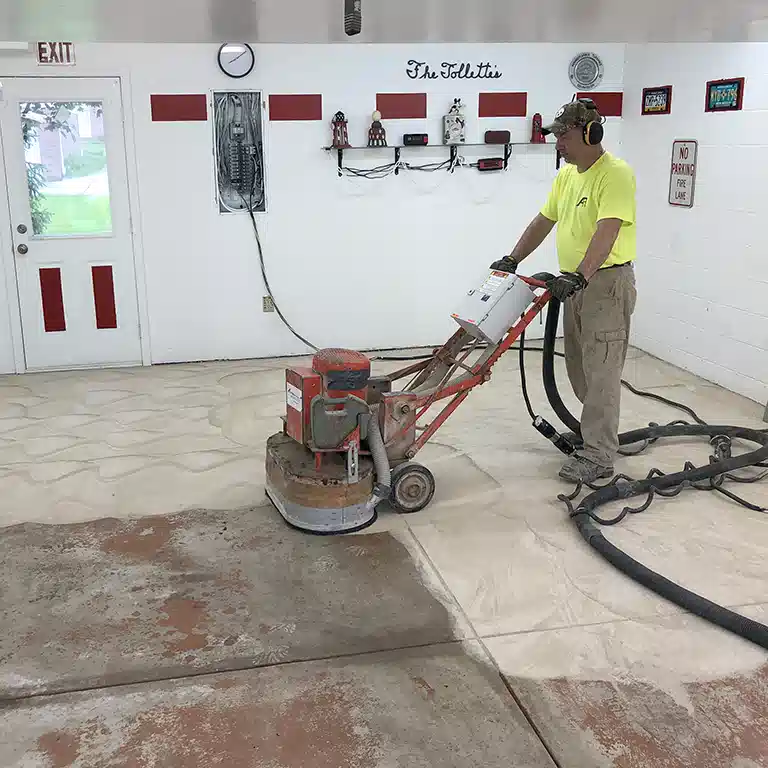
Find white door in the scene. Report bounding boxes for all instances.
[0,77,142,370]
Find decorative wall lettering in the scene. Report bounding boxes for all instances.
[406,60,502,81]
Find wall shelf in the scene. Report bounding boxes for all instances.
[323,142,555,177]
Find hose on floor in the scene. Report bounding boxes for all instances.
[535,293,768,650]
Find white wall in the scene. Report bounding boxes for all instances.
[0,42,625,371]
[623,44,767,405]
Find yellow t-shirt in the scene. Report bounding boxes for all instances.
[540,152,637,273]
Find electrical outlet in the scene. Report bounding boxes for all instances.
[263,296,275,313]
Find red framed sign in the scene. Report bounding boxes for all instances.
[642,85,672,115]
[705,77,745,112]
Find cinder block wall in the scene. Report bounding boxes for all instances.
[623,44,768,405]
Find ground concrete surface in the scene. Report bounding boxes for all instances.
[0,347,767,767]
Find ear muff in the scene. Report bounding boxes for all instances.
[583,120,604,145]
[573,97,604,144]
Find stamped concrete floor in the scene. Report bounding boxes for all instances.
[1,347,767,767]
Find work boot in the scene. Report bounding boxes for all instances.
[559,455,614,484]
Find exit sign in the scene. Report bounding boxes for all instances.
[37,42,76,65]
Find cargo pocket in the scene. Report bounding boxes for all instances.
[596,328,627,365]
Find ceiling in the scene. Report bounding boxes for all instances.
[1,0,768,43]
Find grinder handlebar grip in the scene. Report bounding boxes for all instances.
[519,275,549,290]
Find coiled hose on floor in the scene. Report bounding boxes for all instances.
[538,291,768,650]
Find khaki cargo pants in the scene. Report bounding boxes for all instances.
[563,263,637,468]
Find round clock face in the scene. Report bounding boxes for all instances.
[218,43,255,79]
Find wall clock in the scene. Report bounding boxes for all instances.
[218,43,255,79]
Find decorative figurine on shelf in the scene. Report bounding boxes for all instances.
[443,98,466,145]
[367,110,387,147]
[331,111,351,149]
[530,112,546,144]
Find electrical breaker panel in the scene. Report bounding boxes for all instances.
[452,270,535,344]
[213,91,266,214]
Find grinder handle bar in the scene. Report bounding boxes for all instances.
[518,274,549,290]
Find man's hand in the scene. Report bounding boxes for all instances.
[546,272,587,301]
[489,255,518,273]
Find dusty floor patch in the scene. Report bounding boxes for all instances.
[0,506,460,699]
[2,643,556,768]
[507,663,768,768]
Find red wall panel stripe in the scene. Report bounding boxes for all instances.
[39,268,66,333]
[577,91,624,117]
[478,92,528,118]
[376,93,427,120]
[150,94,208,122]
[269,94,323,121]
[92,265,118,329]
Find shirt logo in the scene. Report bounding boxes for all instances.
[576,197,588,208]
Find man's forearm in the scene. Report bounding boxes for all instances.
[509,214,555,263]
[577,218,622,279]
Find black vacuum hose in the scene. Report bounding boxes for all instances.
[541,294,582,436]
[538,295,768,650]
[577,513,768,647]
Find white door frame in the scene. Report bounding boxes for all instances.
[0,72,151,373]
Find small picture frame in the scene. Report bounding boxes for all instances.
[641,85,672,115]
[705,77,745,112]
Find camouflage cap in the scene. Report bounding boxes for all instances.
[541,100,601,137]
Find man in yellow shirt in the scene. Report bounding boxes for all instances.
[490,99,637,483]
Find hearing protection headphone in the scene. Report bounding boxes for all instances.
[576,97,605,146]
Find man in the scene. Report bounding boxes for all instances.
[491,99,637,484]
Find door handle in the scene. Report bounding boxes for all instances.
[16,244,28,255]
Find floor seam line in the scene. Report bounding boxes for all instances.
[402,520,480,643]
[492,645,565,768]
[477,600,768,641]
[0,638,466,705]
[403,520,562,768]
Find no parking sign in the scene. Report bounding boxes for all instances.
[669,140,697,208]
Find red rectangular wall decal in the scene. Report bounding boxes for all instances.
[39,268,66,333]
[269,94,323,121]
[577,92,624,117]
[150,94,208,122]
[478,92,528,118]
[376,93,427,120]
[92,265,118,329]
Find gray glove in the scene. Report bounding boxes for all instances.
[546,272,587,301]
[489,255,518,273]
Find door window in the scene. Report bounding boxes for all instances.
[20,101,113,237]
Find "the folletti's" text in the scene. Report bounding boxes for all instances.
[406,60,503,80]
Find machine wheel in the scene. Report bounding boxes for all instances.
[389,462,436,514]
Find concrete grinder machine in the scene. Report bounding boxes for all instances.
[265,269,551,533]
[263,267,768,655]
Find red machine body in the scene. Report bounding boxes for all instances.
[284,349,371,449]
[312,348,370,402]
[285,366,322,445]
